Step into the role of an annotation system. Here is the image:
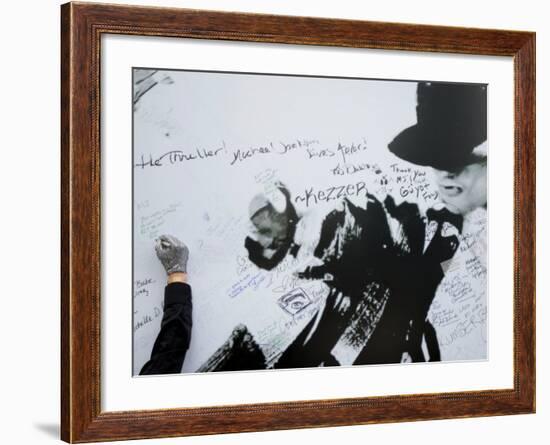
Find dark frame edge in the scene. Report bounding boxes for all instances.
[514,31,536,415]
[62,2,102,441]
[60,2,72,442]
[60,2,536,442]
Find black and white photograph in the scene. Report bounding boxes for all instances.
[2,0,544,443]
[132,68,488,376]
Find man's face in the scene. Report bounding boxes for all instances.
[433,160,487,215]
[250,206,290,249]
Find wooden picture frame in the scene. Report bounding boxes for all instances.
[61,1,535,442]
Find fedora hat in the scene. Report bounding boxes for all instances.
[388,81,487,171]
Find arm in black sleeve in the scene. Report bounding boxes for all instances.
[139,282,192,375]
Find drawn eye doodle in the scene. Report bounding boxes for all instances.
[277,288,312,316]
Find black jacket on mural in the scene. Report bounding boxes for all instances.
[352,202,463,365]
[139,282,192,375]
[274,194,463,368]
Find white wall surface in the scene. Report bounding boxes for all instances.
[0,0,545,444]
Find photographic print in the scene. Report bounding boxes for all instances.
[132,68,488,376]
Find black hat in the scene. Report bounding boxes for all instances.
[388,82,487,171]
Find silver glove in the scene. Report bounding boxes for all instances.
[155,234,189,274]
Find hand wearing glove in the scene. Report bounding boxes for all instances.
[155,234,189,277]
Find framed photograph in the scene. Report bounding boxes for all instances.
[61,2,535,442]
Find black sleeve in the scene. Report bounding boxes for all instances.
[139,282,192,375]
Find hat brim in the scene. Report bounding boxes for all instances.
[388,124,477,172]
